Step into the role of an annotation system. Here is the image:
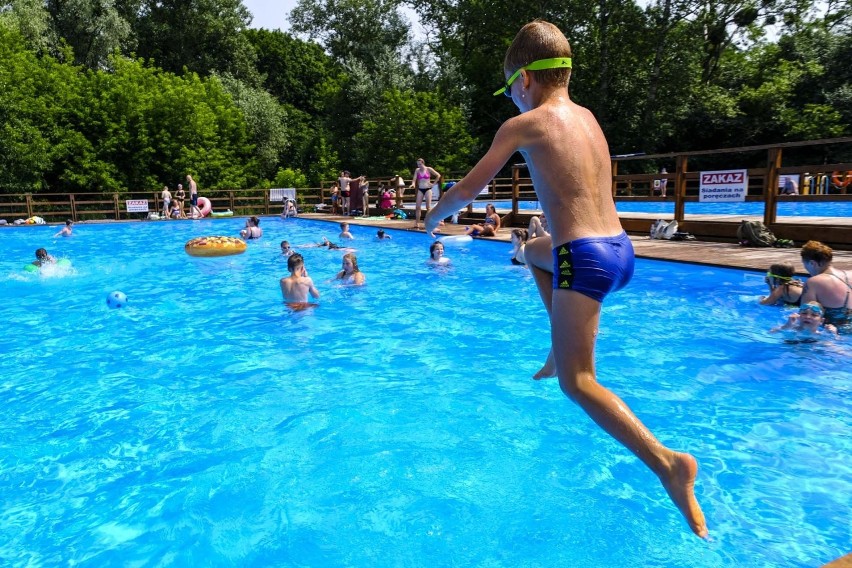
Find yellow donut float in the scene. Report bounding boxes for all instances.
[185,236,247,257]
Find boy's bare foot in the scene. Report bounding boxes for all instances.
[660,452,708,538]
[533,350,557,379]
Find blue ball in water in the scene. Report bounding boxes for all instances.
[106,291,127,309]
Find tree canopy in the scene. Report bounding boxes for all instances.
[0,0,849,193]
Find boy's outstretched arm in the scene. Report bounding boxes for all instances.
[425,121,521,235]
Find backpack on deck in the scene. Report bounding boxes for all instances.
[737,220,777,247]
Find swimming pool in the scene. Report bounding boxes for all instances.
[481,200,852,217]
[2,218,849,566]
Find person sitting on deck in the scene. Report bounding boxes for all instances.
[759,263,803,306]
[464,203,501,237]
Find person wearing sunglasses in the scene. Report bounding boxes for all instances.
[771,301,838,338]
[759,262,803,306]
[424,20,707,538]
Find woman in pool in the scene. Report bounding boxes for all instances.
[759,262,803,306]
[240,216,262,240]
[464,203,501,237]
[510,228,529,265]
[427,241,450,265]
[799,240,852,333]
[335,253,365,285]
[410,158,441,230]
[770,301,837,339]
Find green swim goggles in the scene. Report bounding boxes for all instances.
[766,271,792,281]
[493,57,573,97]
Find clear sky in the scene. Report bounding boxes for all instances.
[243,0,297,31]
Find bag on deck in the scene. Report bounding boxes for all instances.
[650,219,678,240]
[737,220,777,247]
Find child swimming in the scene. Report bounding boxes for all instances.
[771,301,837,340]
[280,253,320,310]
[424,20,707,537]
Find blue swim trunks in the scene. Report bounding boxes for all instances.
[552,232,634,302]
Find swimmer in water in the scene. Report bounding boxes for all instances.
[339,222,354,240]
[54,220,73,237]
[280,240,294,257]
[771,301,837,339]
[32,248,56,267]
[427,241,450,265]
[280,253,320,309]
[335,253,365,285]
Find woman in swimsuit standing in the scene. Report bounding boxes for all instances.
[799,240,852,332]
[410,158,441,230]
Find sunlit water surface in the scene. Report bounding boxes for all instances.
[1,218,849,567]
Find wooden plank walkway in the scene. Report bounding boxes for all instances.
[300,213,852,273]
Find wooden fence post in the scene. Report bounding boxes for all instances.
[113,193,120,220]
[765,147,781,226]
[70,194,77,221]
[229,191,235,212]
[25,193,33,218]
[611,161,618,197]
[511,166,519,217]
[674,155,688,222]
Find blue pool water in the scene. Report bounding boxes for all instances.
[1,218,850,566]
[483,200,852,217]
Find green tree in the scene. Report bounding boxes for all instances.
[218,74,290,180]
[133,0,258,82]
[0,17,85,192]
[351,89,475,175]
[45,0,135,68]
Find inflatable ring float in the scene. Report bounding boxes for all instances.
[438,234,473,246]
[185,236,247,257]
[831,171,852,188]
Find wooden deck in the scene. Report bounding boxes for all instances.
[300,213,852,273]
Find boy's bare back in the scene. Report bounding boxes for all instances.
[280,272,319,304]
[501,98,622,245]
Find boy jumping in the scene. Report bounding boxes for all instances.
[424,20,707,537]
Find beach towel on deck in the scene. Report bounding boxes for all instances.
[270,188,296,202]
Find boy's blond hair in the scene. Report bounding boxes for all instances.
[503,20,572,88]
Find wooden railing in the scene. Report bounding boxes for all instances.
[3,137,850,246]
